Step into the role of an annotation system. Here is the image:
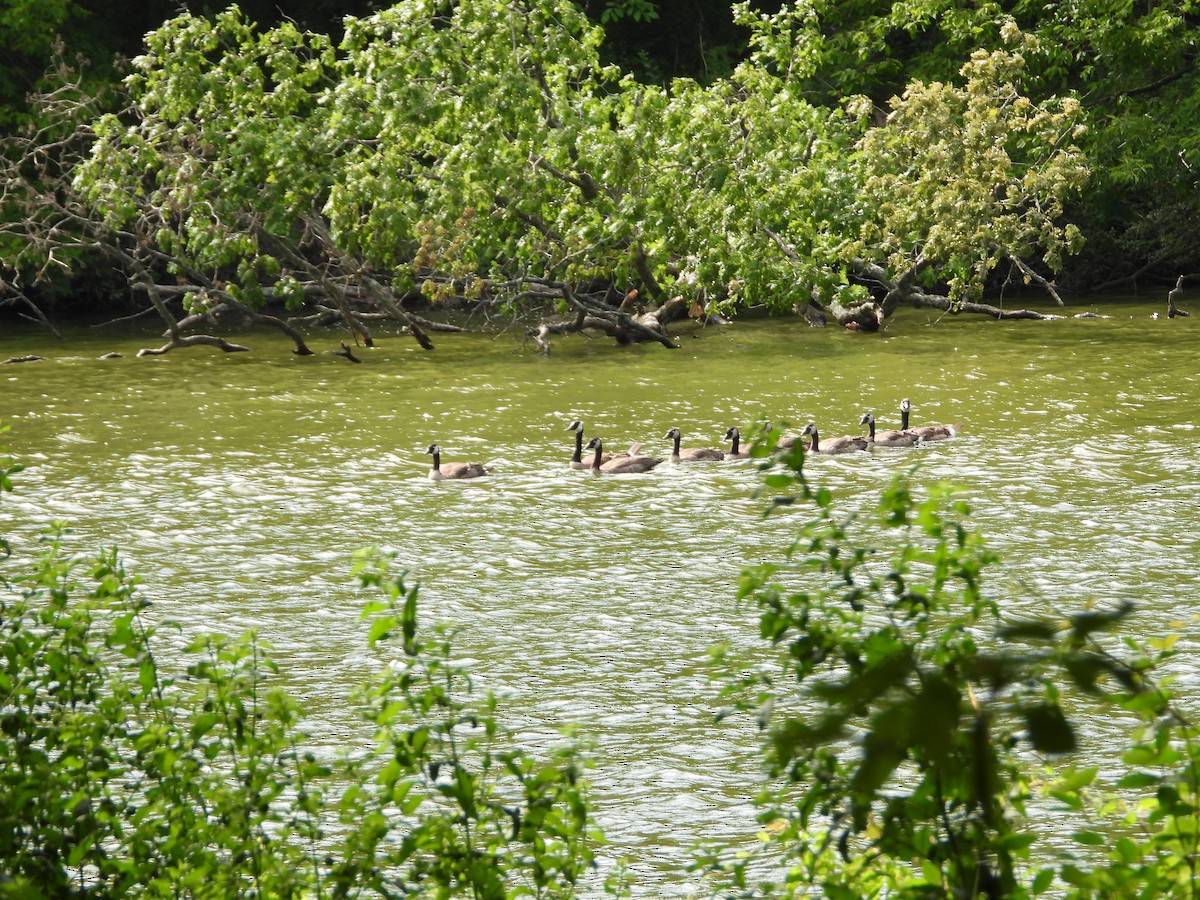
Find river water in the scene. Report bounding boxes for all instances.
[2,295,1197,895]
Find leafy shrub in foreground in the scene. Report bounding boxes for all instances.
[0,444,606,900]
[704,442,1198,898]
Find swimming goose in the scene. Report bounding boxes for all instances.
[723,426,752,459]
[426,444,488,480]
[801,423,868,455]
[859,412,919,448]
[899,399,962,442]
[567,419,611,470]
[585,437,662,474]
[665,427,725,462]
[567,420,642,469]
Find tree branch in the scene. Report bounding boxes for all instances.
[994,245,1065,307]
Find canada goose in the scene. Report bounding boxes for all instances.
[585,437,662,474]
[723,426,752,459]
[801,423,868,455]
[899,399,962,442]
[426,444,488,480]
[567,420,611,470]
[859,412,919,448]
[665,427,725,462]
[567,420,642,469]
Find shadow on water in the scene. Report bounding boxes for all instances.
[3,296,1199,895]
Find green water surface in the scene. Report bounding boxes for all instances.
[2,295,1197,895]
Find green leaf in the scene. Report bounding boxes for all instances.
[1114,837,1140,864]
[819,884,863,900]
[67,832,96,867]
[1116,772,1161,789]
[1052,767,1098,792]
[1031,867,1055,894]
[367,614,397,647]
[998,832,1037,852]
[402,586,419,655]
[190,712,221,741]
[138,658,158,694]
[1024,703,1076,754]
[762,474,796,490]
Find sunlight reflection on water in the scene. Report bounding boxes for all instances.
[4,302,1199,896]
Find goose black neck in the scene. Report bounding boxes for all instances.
[808,429,819,451]
[729,432,740,454]
[900,409,910,430]
[572,429,583,463]
[671,432,682,455]
[867,418,876,439]
[430,450,440,471]
[591,439,604,469]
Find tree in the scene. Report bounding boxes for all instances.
[0,0,385,126]
[761,0,1200,290]
[2,0,1092,352]
[60,0,694,352]
[639,10,1088,328]
[847,28,1088,319]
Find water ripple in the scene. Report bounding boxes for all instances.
[3,310,1198,896]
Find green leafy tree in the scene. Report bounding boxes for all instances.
[66,0,688,351]
[6,0,1092,348]
[850,29,1089,313]
[641,11,1087,326]
[767,0,1200,288]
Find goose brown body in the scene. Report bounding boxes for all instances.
[723,427,752,459]
[860,412,919,447]
[426,444,488,480]
[568,420,642,468]
[586,438,662,474]
[801,423,868,455]
[899,399,962,442]
[567,420,612,470]
[665,427,725,462]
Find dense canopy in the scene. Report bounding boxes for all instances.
[0,0,1194,351]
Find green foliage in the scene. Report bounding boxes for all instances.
[79,7,340,304]
[627,37,866,312]
[335,549,606,898]
[771,0,1200,284]
[6,0,1196,323]
[705,444,1200,897]
[0,436,605,897]
[853,32,1089,302]
[0,0,81,123]
[598,0,659,26]
[51,0,1089,334]
[1,525,316,896]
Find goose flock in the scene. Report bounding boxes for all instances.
[425,399,963,480]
